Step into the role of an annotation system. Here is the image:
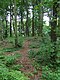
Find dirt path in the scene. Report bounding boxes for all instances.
[17,40,42,80]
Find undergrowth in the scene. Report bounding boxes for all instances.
[0,52,29,80]
[0,37,29,80]
[28,35,60,80]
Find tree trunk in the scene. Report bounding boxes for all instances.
[14,0,18,47]
[32,5,34,36]
[10,0,12,37]
[5,17,8,38]
[51,1,57,42]
[38,0,43,36]
[58,0,60,37]
[50,0,58,67]
[21,10,24,31]
[26,2,29,36]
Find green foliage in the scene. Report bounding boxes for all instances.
[0,37,24,54]
[0,66,9,80]
[8,70,29,80]
[28,50,36,59]
[0,50,29,80]
[5,53,21,66]
[0,66,29,80]
[56,38,60,65]
[43,25,51,34]
[0,36,29,80]
[28,37,41,48]
[28,36,53,66]
[6,36,24,47]
[6,37,14,44]
[18,37,24,47]
[1,48,20,53]
[0,55,5,59]
[42,66,60,80]
[12,64,23,70]
[29,35,60,67]
[29,42,40,48]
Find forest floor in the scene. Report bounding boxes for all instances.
[15,39,42,80]
[0,37,60,80]
[0,37,42,80]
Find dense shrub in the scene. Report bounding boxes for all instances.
[42,66,60,80]
[0,66,29,80]
[29,35,60,67]
[5,53,21,66]
[0,53,29,80]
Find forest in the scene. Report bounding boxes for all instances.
[0,0,60,80]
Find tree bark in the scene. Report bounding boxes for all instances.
[50,0,58,67]
[38,0,43,36]
[5,16,8,38]
[10,0,12,37]
[21,10,24,31]
[14,0,18,47]
[32,5,34,36]
[26,0,29,36]
[51,1,57,42]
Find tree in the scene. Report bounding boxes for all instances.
[10,0,12,37]
[14,0,18,47]
[38,0,43,36]
[32,0,35,36]
[25,0,29,36]
[50,0,58,66]
[51,0,57,42]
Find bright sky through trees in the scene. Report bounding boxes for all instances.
[8,12,49,26]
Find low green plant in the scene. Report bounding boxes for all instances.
[18,37,24,47]
[28,50,37,59]
[0,51,29,80]
[0,66,9,80]
[0,47,20,54]
[29,42,40,48]
[12,64,23,70]
[29,35,60,68]
[42,66,60,80]
[9,70,29,80]
[5,53,21,66]
[0,66,29,80]
[24,72,34,78]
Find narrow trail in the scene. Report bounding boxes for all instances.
[17,40,42,80]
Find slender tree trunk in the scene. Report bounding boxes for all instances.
[5,16,8,38]
[10,0,12,37]
[40,10,43,35]
[14,0,18,47]
[18,21,21,36]
[58,1,60,36]
[50,0,58,67]
[12,1,15,35]
[48,9,53,26]
[21,10,24,31]
[32,5,34,36]
[2,19,4,40]
[0,20,2,40]
[38,0,43,36]
[26,5,29,36]
[12,15,15,34]
[51,1,57,42]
